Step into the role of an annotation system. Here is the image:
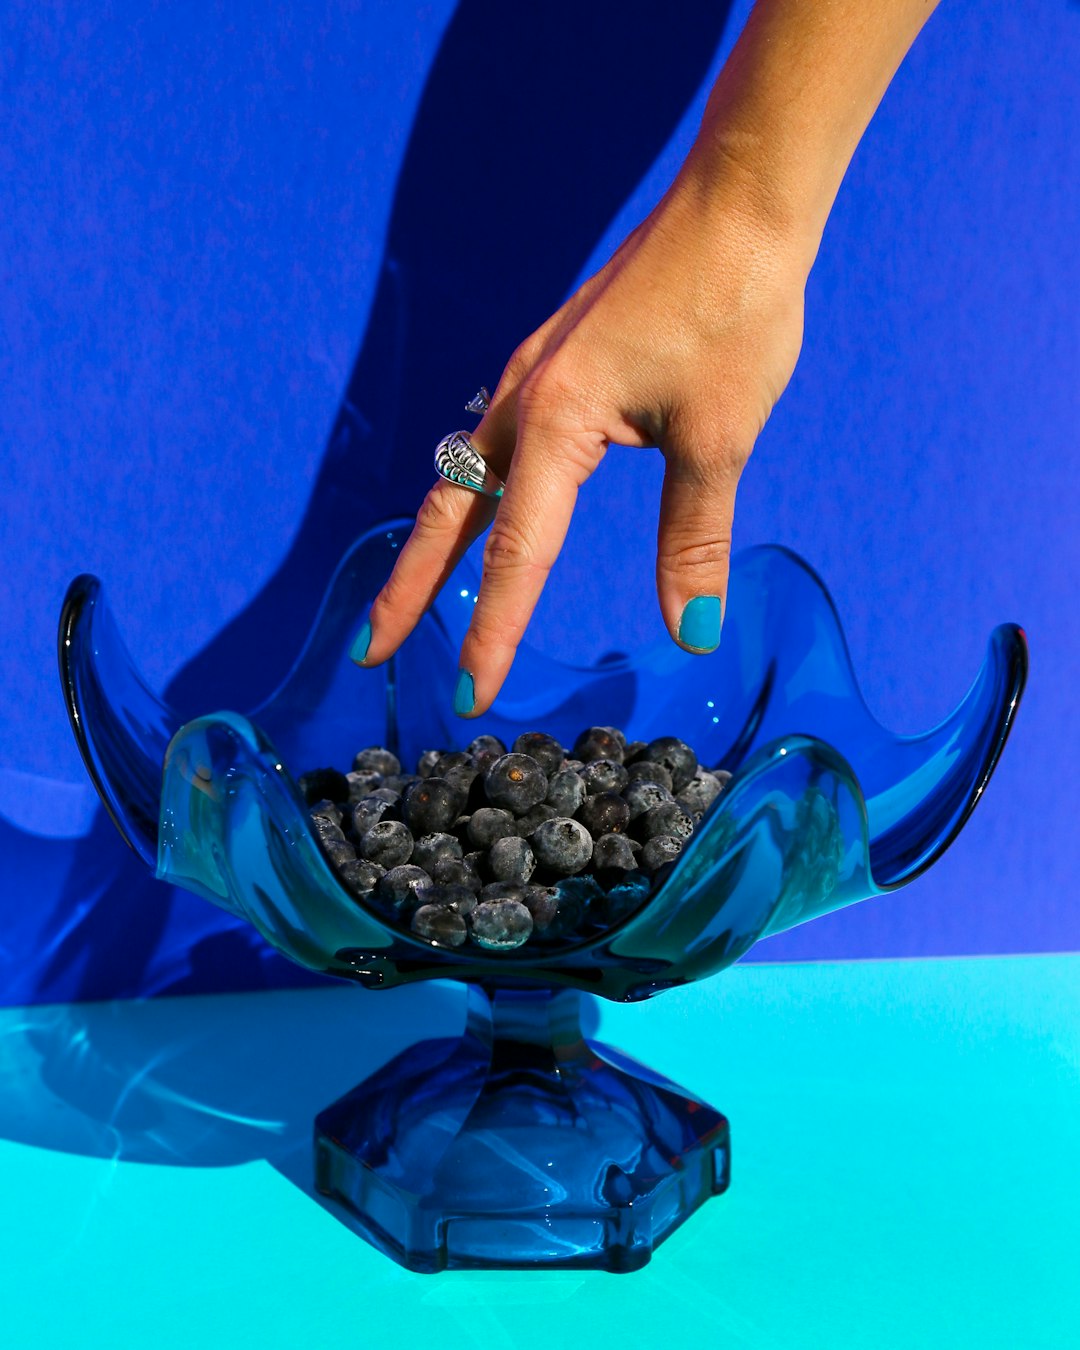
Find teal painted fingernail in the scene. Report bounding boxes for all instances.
[453,668,475,716]
[678,595,722,652]
[349,620,372,664]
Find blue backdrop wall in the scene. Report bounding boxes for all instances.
[1,0,1077,1005]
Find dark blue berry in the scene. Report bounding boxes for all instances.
[298,767,350,806]
[312,814,347,844]
[626,760,674,791]
[350,794,394,838]
[310,799,342,828]
[640,835,684,873]
[484,753,548,814]
[635,802,694,844]
[641,736,697,792]
[522,883,585,939]
[545,768,585,816]
[411,903,467,948]
[322,837,357,868]
[623,740,648,763]
[358,819,414,869]
[479,881,528,905]
[572,727,625,764]
[469,898,533,950]
[675,770,724,817]
[416,748,442,778]
[432,882,479,916]
[579,758,629,795]
[338,858,385,896]
[513,802,559,837]
[511,731,564,776]
[531,817,593,876]
[592,832,638,877]
[374,864,433,916]
[598,869,652,924]
[489,835,536,884]
[467,734,507,759]
[468,806,517,849]
[382,773,418,794]
[353,747,401,777]
[402,777,465,835]
[576,792,631,839]
[623,779,674,820]
[411,832,463,874]
[430,854,482,891]
[346,770,383,803]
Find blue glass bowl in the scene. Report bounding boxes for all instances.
[59,519,1027,1272]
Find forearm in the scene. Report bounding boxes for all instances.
[678,0,941,270]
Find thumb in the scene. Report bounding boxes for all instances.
[656,448,739,654]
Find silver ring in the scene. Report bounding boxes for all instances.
[434,430,505,499]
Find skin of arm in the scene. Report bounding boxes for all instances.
[353,0,942,717]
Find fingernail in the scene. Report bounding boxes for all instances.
[453,667,475,716]
[349,620,372,664]
[678,595,722,652]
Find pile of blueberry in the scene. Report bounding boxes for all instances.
[299,726,731,954]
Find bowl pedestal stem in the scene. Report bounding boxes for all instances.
[315,983,730,1272]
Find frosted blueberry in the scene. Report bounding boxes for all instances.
[411,903,467,948]
[467,733,507,759]
[531,817,593,876]
[489,835,536,885]
[431,854,482,891]
[350,794,394,839]
[545,768,586,816]
[374,864,433,916]
[592,832,638,877]
[322,837,357,868]
[338,858,385,896]
[484,753,548,814]
[359,819,414,869]
[523,882,584,940]
[640,835,684,873]
[479,881,528,905]
[432,882,479,916]
[622,779,674,821]
[625,760,674,791]
[346,770,383,803]
[641,737,697,792]
[312,814,347,845]
[469,898,533,950]
[468,806,517,849]
[511,731,564,777]
[579,758,629,795]
[675,770,723,817]
[310,799,342,828]
[623,740,648,764]
[635,802,695,844]
[352,747,401,777]
[513,803,559,837]
[416,748,442,778]
[411,832,463,874]
[599,868,653,924]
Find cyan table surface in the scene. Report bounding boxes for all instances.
[2,953,1077,1349]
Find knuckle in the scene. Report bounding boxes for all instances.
[483,519,542,576]
[661,532,733,576]
[517,360,577,425]
[415,481,467,536]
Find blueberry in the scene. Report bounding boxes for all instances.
[434,752,480,799]
[576,792,631,839]
[469,898,533,950]
[352,747,401,777]
[484,753,548,814]
[432,882,480,916]
[298,767,351,806]
[598,868,652,924]
[641,736,697,792]
[338,858,386,896]
[416,748,443,778]
[640,835,685,873]
[411,903,468,948]
[675,770,724,818]
[434,750,472,776]
[468,806,517,849]
[359,819,414,869]
[382,773,418,794]
[511,731,564,777]
[374,864,433,917]
[467,734,507,759]
[625,760,674,791]
[489,835,536,884]
[635,801,695,844]
[350,794,394,838]
[531,817,593,876]
[623,740,648,764]
[513,802,559,837]
[523,882,585,939]
[561,758,585,773]
[322,837,357,869]
[451,814,474,848]
[579,758,629,795]
[479,881,528,905]
[346,770,383,803]
[430,854,482,891]
[402,777,465,835]
[545,768,586,816]
[713,769,733,790]
[312,814,347,845]
[592,832,638,877]
[310,799,342,828]
[623,779,674,820]
[572,727,625,764]
[411,831,463,874]
[598,725,628,750]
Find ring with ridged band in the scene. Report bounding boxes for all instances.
[433,388,504,499]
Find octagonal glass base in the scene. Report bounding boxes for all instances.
[314,986,730,1273]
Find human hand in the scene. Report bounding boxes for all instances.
[350,167,810,717]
